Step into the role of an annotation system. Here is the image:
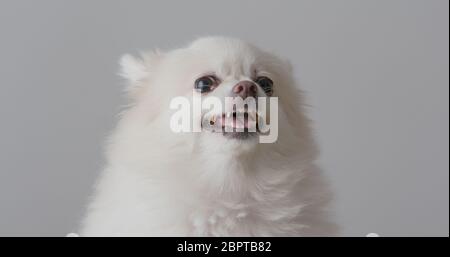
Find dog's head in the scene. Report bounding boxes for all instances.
[118,37,312,155]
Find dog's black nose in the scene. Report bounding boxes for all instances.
[232,81,257,98]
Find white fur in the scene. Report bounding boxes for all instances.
[81,37,337,236]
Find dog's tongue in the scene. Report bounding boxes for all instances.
[218,114,252,129]
[233,115,247,129]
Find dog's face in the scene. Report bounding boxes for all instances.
[119,37,301,154]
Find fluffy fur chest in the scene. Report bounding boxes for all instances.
[82,125,332,236]
[185,197,305,236]
[81,159,310,236]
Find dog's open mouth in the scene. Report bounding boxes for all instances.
[202,110,263,139]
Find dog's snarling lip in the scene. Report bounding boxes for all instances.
[202,110,262,139]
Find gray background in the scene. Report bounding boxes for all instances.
[0,0,448,236]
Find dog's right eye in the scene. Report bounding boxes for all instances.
[195,76,218,93]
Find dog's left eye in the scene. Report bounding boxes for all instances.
[255,76,273,95]
[195,76,218,93]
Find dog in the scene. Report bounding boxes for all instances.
[80,37,337,236]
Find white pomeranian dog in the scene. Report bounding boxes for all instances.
[80,37,337,236]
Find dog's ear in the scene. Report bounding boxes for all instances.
[119,54,148,83]
[119,50,163,97]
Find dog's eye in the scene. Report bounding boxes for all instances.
[255,76,273,95]
[195,76,218,93]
